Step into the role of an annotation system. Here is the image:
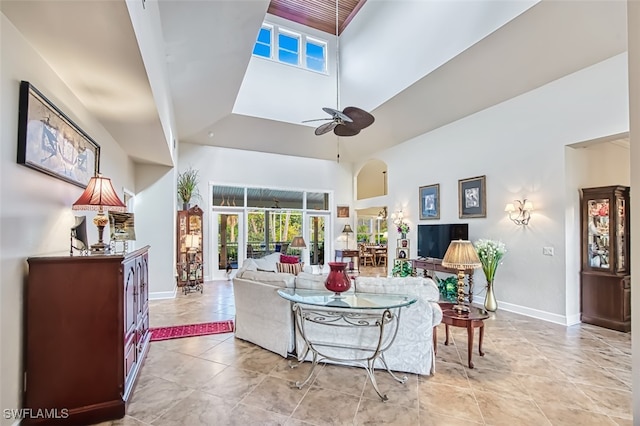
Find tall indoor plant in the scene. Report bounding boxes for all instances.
[177,166,200,210]
[473,239,506,311]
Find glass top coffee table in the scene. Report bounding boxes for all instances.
[278,288,417,401]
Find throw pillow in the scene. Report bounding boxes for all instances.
[280,254,299,264]
[277,262,304,275]
[254,252,281,272]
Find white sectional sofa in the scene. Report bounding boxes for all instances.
[232,259,442,376]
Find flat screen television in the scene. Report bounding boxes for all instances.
[417,224,469,259]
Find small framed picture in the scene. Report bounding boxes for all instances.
[397,239,409,249]
[396,247,409,259]
[337,205,350,218]
[459,175,486,218]
[419,184,440,220]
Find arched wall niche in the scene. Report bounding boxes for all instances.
[356,159,388,200]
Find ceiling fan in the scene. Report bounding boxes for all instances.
[303,0,374,137]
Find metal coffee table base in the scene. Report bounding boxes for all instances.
[288,304,407,402]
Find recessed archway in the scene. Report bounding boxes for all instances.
[356,160,387,200]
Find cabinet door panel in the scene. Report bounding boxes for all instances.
[124,338,136,386]
[123,258,137,339]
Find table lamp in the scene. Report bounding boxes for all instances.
[441,240,481,314]
[184,233,201,262]
[72,175,127,253]
[290,236,307,258]
[342,224,353,249]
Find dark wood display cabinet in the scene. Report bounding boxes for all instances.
[177,205,204,287]
[580,186,630,332]
[24,246,151,425]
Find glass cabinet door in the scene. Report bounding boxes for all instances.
[581,186,630,275]
[586,198,610,269]
[615,195,627,272]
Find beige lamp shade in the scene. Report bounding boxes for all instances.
[441,240,481,269]
[290,236,307,248]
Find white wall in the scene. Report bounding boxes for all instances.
[135,164,177,299]
[0,14,135,425]
[178,144,353,279]
[627,0,640,418]
[356,53,628,323]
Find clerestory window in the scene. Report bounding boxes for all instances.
[253,22,327,73]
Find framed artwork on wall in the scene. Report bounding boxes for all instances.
[17,80,100,188]
[337,205,350,218]
[459,175,486,218]
[419,183,440,220]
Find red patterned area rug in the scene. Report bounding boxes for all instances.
[150,320,234,342]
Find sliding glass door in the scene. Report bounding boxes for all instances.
[215,210,243,273]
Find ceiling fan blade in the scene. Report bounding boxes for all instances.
[302,117,333,123]
[322,107,353,123]
[342,106,375,130]
[315,121,338,135]
[334,124,360,137]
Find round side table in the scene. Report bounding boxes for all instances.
[436,302,490,369]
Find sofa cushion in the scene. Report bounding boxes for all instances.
[276,262,304,275]
[236,270,295,288]
[295,271,329,290]
[355,276,440,302]
[253,252,281,272]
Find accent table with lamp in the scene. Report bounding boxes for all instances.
[436,240,488,369]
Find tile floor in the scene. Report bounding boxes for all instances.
[98,278,633,426]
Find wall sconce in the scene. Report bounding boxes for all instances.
[390,210,404,226]
[377,207,388,220]
[505,199,534,225]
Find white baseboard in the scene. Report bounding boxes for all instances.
[497,301,577,326]
[150,288,177,300]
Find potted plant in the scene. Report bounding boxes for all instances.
[177,166,201,210]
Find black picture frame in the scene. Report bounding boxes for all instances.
[396,247,409,259]
[459,175,486,218]
[17,81,100,188]
[419,183,440,220]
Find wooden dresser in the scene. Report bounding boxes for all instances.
[24,246,150,425]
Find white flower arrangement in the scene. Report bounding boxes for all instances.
[473,239,506,282]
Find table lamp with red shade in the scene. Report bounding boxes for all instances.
[72,174,127,254]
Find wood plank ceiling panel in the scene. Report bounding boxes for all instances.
[268,0,366,35]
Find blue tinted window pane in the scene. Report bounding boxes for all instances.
[306,42,324,59]
[279,34,299,53]
[306,57,325,72]
[257,27,271,44]
[253,43,270,58]
[279,50,298,65]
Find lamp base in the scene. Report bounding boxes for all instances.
[453,303,470,314]
[90,242,110,254]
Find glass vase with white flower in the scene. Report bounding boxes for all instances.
[473,239,506,311]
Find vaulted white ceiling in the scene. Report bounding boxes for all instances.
[1,0,628,164]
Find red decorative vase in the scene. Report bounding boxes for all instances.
[325,262,351,296]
